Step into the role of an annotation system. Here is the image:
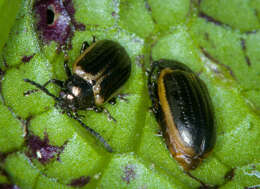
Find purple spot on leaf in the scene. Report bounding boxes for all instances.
[121,165,136,184]
[62,0,86,31]
[112,11,117,17]
[26,132,64,164]
[21,54,35,63]
[68,176,91,187]
[33,0,85,51]
[244,186,260,189]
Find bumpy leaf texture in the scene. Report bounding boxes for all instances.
[0,0,260,188]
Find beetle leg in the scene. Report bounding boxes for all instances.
[74,111,85,119]
[80,36,96,54]
[92,106,102,113]
[108,97,117,105]
[92,106,116,122]
[108,94,129,105]
[66,111,113,152]
[149,93,161,120]
[80,41,90,54]
[145,68,150,76]
[185,172,208,187]
[103,107,116,122]
[147,62,161,118]
[117,93,129,102]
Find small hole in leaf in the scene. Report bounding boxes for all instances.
[34,0,85,50]
[47,7,55,25]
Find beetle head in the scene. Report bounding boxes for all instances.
[58,75,95,111]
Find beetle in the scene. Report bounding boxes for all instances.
[23,39,132,152]
[148,59,215,171]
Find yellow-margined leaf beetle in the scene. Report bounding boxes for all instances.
[24,40,132,152]
[148,59,215,171]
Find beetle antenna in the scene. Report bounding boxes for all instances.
[147,61,157,98]
[68,112,113,153]
[23,79,60,101]
[147,62,161,118]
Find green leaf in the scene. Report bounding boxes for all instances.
[0,0,23,53]
[0,0,260,188]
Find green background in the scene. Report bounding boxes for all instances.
[0,0,260,188]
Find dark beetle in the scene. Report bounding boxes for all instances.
[148,59,215,171]
[24,40,132,152]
